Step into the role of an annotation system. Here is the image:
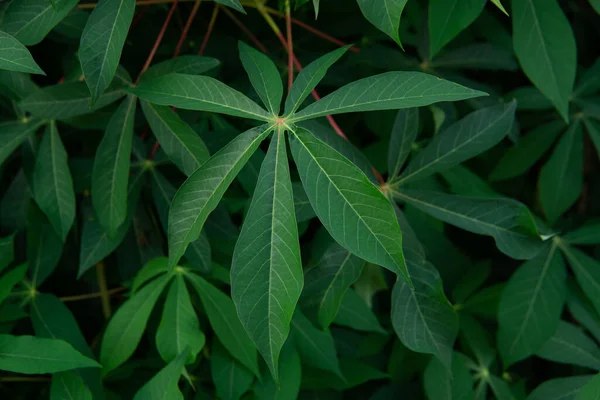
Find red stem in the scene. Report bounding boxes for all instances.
[173,0,202,57]
[222,7,268,53]
[148,140,161,160]
[199,4,219,55]
[131,5,149,29]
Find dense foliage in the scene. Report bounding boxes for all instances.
[1,0,600,398]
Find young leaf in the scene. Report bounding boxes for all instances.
[140,55,220,82]
[20,81,126,120]
[300,242,365,330]
[388,108,419,179]
[356,0,408,47]
[0,118,43,168]
[156,275,205,364]
[131,74,271,121]
[184,274,260,377]
[211,340,254,400]
[428,0,487,58]
[290,72,486,121]
[529,376,594,400]
[395,101,516,185]
[238,41,283,115]
[334,289,386,334]
[0,30,45,74]
[284,46,350,116]
[92,95,137,237]
[290,127,409,281]
[168,125,271,270]
[423,353,474,400]
[498,244,567,366]
[0,264,28,305]
[391,259,458,368]
[0,335,100,374]
[539,121,583,224]
[79,0,135,103]
[290,309,343,379]
[100,274,171,374]
[132,348,189,400]
[0,0,79,45]
[537,321,600,370]
[50,372,93,400]
[0,235,15,273]
[395,190,544,260]
[32,121,75,241]
[512,0,577,121]
[560,244,600,317]
[230,129,302,380]
[27,204,63,286]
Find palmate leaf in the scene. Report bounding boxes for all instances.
[231,129,302,381]
[92,95,137,237]
[132,348,189,400]
[423,353,473,400]
[430,43,517,71]
[211,340,254,400]
[0,335,100,374]
[253,343,301,400]
[388,108,419,180]
[498,243,567,366]
[168,125,271,270]
[239,41,283,115]
[577,374,600,400]
[394,101,516,185]
[0,235,14,273]
[356,0,408,47]
[334,289,386,334]
[141,101,210,177]
[0,30,45,74]
[559,244,600,317]
[512,0,577,121]
[131,73,271,121]
[79,0,135,103]
[50,372,93,400]
[0,264,27,305]
[32,121,76,241]
[0,0,79,45]
[428,0,487,58]
[0,118,43,168]
[215,0,245,13]
[140,55,220,82]
[537,321,600,370]
[529,376,593,400]
[289,126,410,282]
[564,222,600,245]
[290,72,486,121]
[27,204,63,286]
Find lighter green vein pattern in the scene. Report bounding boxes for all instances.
[168,125,272,270]
[291,71,486,121]
[356,0,408,46]
[0,118,43,168]
[32,122,75,241]
[79,0,135,102]
[0,30,45,74]
[231,129,303,381]
[289,127,409,282]
[239,41,283,115]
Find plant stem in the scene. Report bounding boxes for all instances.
[220,6,268,53]
[59,287,127,302]
[199,4,219,55]
[95,262,112,320]
[174,0,202,57]
[285,1,294,91]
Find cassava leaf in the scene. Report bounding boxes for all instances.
[0,118,43,168]
[0,30,45,74]
[140,55,220,81]
[537,321,600,370]
[334,288,386,334]
[577,374,600,400]
[50,372,93,400]
[132,348,189,400]
[0,235,14,273]
[388,108,419,180]
[215,0,245,13]
[238,41,282,115]
[423,353,473,400]
[27,204,63,286]
[0,264,28,305]
[559,244,600,318]
[564,222,600,245]
[529,376,593,400]
[356,0,408,47]
[211,340,254,400]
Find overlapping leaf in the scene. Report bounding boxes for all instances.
[0,30,45,74]
[356,0,408,47]
[239,41,282,115]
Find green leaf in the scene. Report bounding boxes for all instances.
[576,374,600,400]
[0,235,14,273]
[32,121,75,241]
[211,340,254,400]
[0,118,43,168]
[506,86,554,110]
[132,348,189,400]
[559,244,600,318]
[567,288,600,344]
[131,73,271,121]
[253,342,301,400]
[388,108,419,179]
[79,0,135,103]
[488,375,516,400]
[498,243,567,366]
[131,257,169,293]
[539,120,583,224]
[564,221,600,245]
[0,0,79,45]
[290,126,409,281]
[428,0,487,58]
[395,101,516,185]
[512,0,577,121]
[334,289,386,334]
[529,376,593,400]
[584,119,600,160]
[284,46,349,116]
[20,81,126,120]
[168,125,271,270]
[215,0,245,13]
[423,353,473,400]
[0,30,45,74]
[92,95,137,237]
[537,321,600,370]
[0,264,27,305]
[356,0,408,47]
[490,0,509,15]
[0,69,38,100]
[391,259,458,367]
[0,334,100,374]
[141,101,210,177]
[27,204,63,286]
[292,182,315,222]
[290,309,343,379]
[459,314,495,368]
[156,275,205,364]
[300,242,364,330]
[230,129,302,380]
[238,41,282,115]
[395,190,544,260]
[100,274,170,374]
[431,43,517,70]
[184,273,260,377]
[291,72,485,122]
[141,55,220,82]
[489,120,564,181]
[50,372,93,400]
